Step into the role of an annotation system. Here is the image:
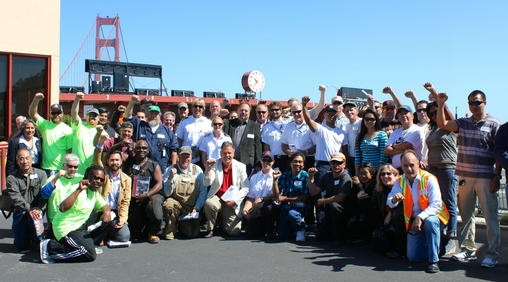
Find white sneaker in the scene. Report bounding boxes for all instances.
[481,257,498,268]
[451,249,477,262]
[295,230,305,242]
[39,239,54,264]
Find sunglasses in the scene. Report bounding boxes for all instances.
[66,164,78,169]
[262,158,273,163]
[332,101,343,105]
[380,172,393,176]
[468,100,484,106]
[51,112,62,115]
[257,111,267,114]
[292,110,302,114]
[179,107,187,110]
[364,117,376,122]
[193,105,204,109]
[213,123,223,126]
[92,176,105,182]
[330,160,344,165]
[270,108,281,112]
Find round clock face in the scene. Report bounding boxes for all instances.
[242,70,265,93]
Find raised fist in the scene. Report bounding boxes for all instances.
[423,82,436,93]
[302,96,311,106]
[169,168,177,180]
[206,158,216,169]
[318,85,326,92]
[130,95,140,103]
[272,170,282,180]
[34,92,45,100]
[437,93,448,104]
[382,86,393,94]
[96,125,104,132]
[352,176,360,185]
[76,92,85,99]
[404,90,415,98]
[308,167,318,177]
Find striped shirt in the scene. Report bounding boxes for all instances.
[455,115,500,178]
[354,131,388,171]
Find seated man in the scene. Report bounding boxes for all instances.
[40,165,112,264]
[203,142,249,237]
[91,133,132,244]
[272,152,308,242]
[387,150,449,273]
[123,140,163,243]
[308,152,352,242]
[161,146,206,239]
[5,149,47,250]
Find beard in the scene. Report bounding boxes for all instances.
[148,119,159,127]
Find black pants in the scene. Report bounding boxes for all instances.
[128,194,165,240]
[47,224,96,262]
[245,201,280,238]
[317,202,347,241]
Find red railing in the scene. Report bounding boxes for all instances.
[0,141,8,191]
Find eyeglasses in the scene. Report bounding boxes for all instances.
[330,160,345,165]
[51,112,61,115]
[270,108,281,112]
[380,172,393,176]
[213,123,223,126]
[193,105,204,109]
[256,111,267,114]
[92,176,105,182]
[66,164,78,169]
[468,100,485,106]
[16,157,31,162]
[364,117,376,122]
[291,110,302,114]
[416,109,427,113]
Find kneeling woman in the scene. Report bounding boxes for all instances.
[242,152,280,239]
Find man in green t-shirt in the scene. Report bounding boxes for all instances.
[40,165,111,264]
[29,93,73,176]
[70,92,101,175]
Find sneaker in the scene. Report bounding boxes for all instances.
[426,262,440,273]
[95,247,104,255]
[451,249,477,262]
[295,230,305,242]
[39,239,54,264]
[481,257,498,268]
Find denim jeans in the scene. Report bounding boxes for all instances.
[12,211,38,250]
[279,202,305,240]
[428,168,458,237]
[406,215,441,263]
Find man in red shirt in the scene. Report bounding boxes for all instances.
[203,142,249,238]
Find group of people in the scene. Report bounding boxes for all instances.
[3,83,507,273]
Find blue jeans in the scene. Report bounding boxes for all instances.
[428,168,458,237]
[279,203,305,240]
[12,211,38,250]
[407,215,440,263]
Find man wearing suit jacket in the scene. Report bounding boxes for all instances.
[203,142,249,237]
[223,102,262,174]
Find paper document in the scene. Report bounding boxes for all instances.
[220,186,238,202]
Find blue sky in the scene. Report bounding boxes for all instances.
[60,1,508,122]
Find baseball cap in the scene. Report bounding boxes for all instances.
[50,104,63,113]
[147,105,161,113]
[329,152,346,162]
[178,146,192,155]
[324,105,338,113]
[86,107,100,115]
[343,102,356,108]
[382,100,396,109]
[262,151,274,160]
[331,96,344,104]
[177,102,188,109]
[397,105,413,114]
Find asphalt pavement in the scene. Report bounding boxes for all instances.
[0,217,507,282]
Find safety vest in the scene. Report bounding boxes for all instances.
[400,169,449,231]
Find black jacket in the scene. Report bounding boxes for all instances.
[6,137,42,177]
[223,119,262,174]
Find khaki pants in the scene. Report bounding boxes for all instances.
[162,198,199,238]
[204,195,242,236]
[457,176,500,259]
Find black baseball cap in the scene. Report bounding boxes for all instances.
[50,104,63,113]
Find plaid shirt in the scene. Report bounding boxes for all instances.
[278,170,308,210]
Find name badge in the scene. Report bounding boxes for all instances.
[334,179,339,185]
[157,134,165,139]
[294,180,302,187]
[133,164,141,170]
[247,134,255,139]
[29,174,38,179]
[370,141,378,146]
[181,177,190,183]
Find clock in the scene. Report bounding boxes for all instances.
[241,70,265,93]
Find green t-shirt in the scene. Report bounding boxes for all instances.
[71,120,97,175]
[51,186,106,240]
[47,174,84,223]
[35,117,73,170]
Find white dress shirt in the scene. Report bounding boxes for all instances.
[261,120,287,156]
[247,169,273,200]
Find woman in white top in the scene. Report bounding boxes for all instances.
[6,119,42,176]
[242,152,280,239]
[199,116,232,162]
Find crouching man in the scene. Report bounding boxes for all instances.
[161,146,206,239]
[387,150,449,273]
[40,165,112,263]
